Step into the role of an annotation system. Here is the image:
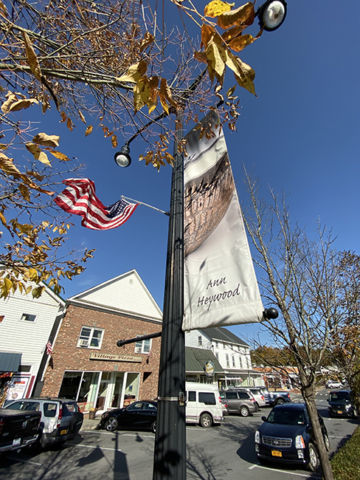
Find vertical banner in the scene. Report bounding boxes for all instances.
[183,111,263,331]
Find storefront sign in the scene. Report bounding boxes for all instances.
[204,360,215,377]
[89,353,142,363]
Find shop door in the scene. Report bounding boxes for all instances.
[111,372,124,408]
[96,372,111,409]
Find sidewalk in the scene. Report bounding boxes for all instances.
[80,417,101,431]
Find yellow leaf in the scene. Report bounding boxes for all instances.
[206,39,226,85]
[28,268,38,282]
[22,32,42,81]
[85,125,93,137]
[78,110,86,124]
[139,32,155,53]
[159,78,177,109]
[0,211,6,226]
[0,153,21,176]
[117,60,148,83]
[159,94,169,115]
[19,184,30,202]
[111,134,118,148]
[3,278,12,297]
[232,56,256,96]
[25,143,51,165]
[228,31,262,52]
[0,1,8,16]
[204,1,234,18]
[217,2,255,30]
[49,150,70,161]
[66,117,74,132]
[25,285,32,295]
[32,133,60,147]
[60,111,67,123]
[148,76,159,114]
[222,25,247,43]
[10,98,38,112]
[194,51,208,64]
[201,24,216,49]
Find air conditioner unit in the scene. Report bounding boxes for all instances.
[80,339,89,347]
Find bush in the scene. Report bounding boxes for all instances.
[331,425,360,479]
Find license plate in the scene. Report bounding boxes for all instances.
[12,438,21,446]
[272,450,282,457]
[60,429,68,435]
[337,411,342,414]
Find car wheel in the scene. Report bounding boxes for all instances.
[324,433,330,452]
[276,398,285,405]
[105,417,118,432]
[240,406,249,417]
[307,443,319,472]
[151,421,156,434]
[200,413,212,428]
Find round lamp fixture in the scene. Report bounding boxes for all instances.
[114,144,131,168]
[263,308,279,320]
[257,0,287,32]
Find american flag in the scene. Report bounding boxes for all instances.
[54,178,138,230]
[46,341,53,356]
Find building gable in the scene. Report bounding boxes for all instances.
[67,270,162,322]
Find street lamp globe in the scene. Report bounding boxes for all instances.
[114,144,131,168]
[258,0,287,32]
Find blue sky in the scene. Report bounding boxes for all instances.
[7,1,360,346]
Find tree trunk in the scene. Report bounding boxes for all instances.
[300,373,334,480]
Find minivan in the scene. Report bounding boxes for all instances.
[186,382,224,428]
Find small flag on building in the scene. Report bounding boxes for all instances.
[46,341,53,356]
[54,178,138,230]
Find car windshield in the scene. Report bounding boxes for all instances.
[267,408,305,425]
[329,392,350,402]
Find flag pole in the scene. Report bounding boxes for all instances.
[121,196,169,216]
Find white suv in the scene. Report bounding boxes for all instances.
[5,398,83,449]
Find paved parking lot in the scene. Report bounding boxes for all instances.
[0,391,358,480]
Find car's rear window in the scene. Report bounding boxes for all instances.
[62,402,78,416]
[44,403,57,418]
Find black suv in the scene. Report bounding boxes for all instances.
[328,390,358,418]
[5,397,83,448]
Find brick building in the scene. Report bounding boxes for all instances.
[41,270,162,414]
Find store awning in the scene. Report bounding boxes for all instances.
[0,352,21,372]
[185,347,224,374]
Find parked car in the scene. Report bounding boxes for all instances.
[5,398,83,449]
[100,400,158,433]
[255,403,330,472]
[220,390,257,417]
[328,390,358,418]
[326,380,342,389]
[268,390,292,406]
[258,387,272,406]
[247,388,267,408]
[0,408,41,454]
[186,382,224,427]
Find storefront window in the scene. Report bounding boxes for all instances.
[58,372,82,400]
[124,373,139,405]
[78,372,100,408]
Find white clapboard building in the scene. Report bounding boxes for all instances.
[0,277,65,402]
